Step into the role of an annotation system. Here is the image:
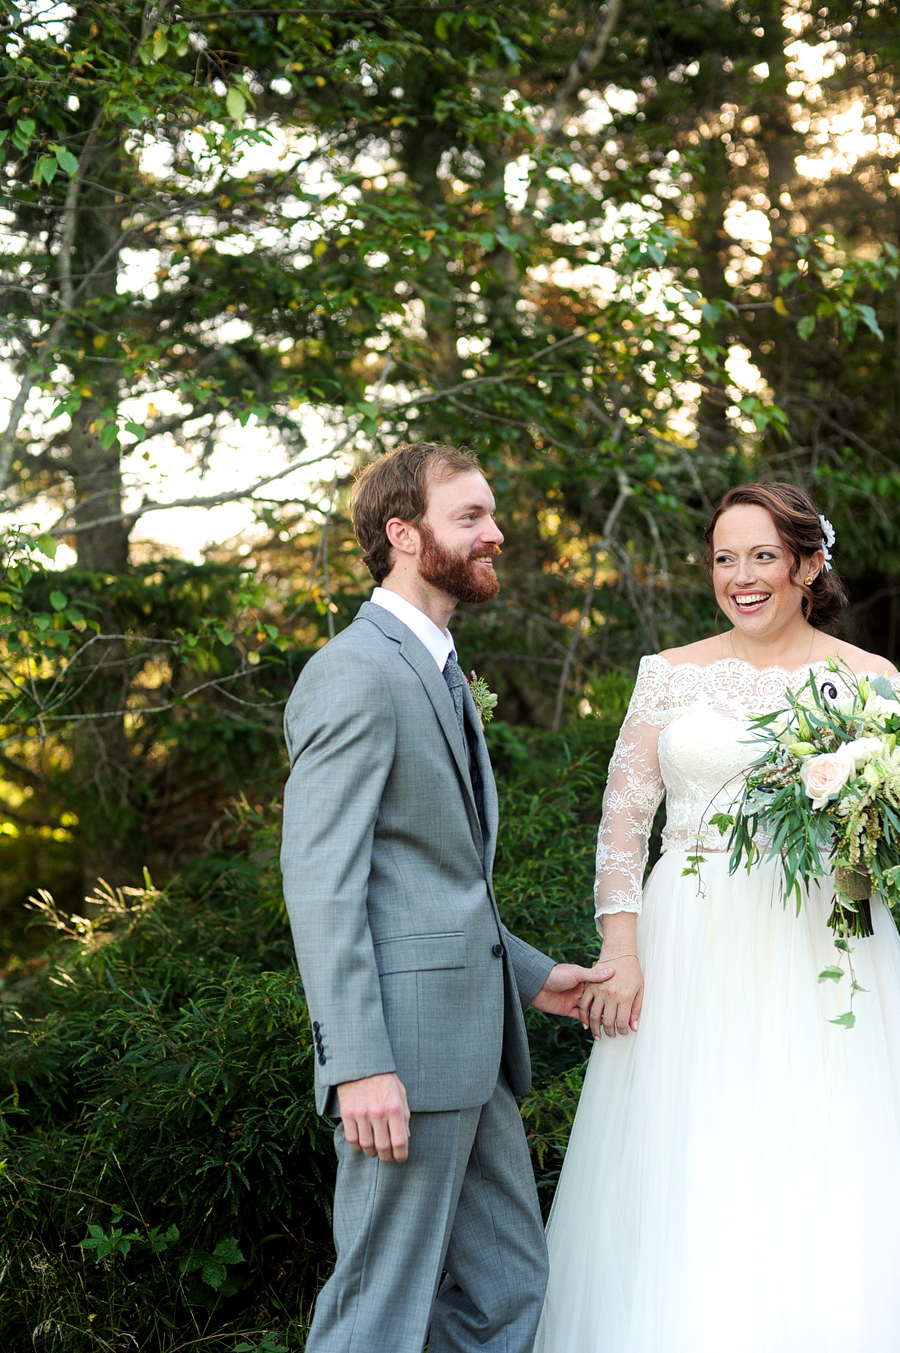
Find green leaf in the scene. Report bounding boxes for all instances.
[435,12,449,40]
[99,422,119,450]
[226,85,247,123]
[200,1256,227,1288]
[214,627,235,646]
[797,314,816,341]
[36,533,58,559]
[830,1011,856,1028]
[856,304,884,341]
[49,590,68,612]
[817,966,844,983]
[53,145,80,175]
[32,155,57,185]
[709,812,734,833]
[212,1236,243,1264]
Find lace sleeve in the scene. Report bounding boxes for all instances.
[593,655,670,920]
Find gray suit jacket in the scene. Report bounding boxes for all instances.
[280,600,555,1116]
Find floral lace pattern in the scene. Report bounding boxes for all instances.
[594,654,897,918]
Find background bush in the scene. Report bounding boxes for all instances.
[0,694,630,1351]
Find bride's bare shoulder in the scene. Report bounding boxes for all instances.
[823,635,898,677]
[657,636,725,667]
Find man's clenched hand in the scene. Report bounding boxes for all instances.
[337,1072,411,1163]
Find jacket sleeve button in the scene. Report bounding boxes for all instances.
[312,1021,320,1032]
[318,1054,327,1065]
[491,942,505,958]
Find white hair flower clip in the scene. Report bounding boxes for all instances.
[819,515,835,572]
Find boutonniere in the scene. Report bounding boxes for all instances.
[467,671,498,726]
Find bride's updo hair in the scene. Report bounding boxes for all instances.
[704,483,849,628]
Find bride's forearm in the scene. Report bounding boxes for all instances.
[599,910,638,960]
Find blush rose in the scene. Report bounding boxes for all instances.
[800,752,854,810]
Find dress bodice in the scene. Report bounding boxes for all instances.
[594,653,892,918]
[657,704,756,855]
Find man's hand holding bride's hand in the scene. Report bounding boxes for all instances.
[532,962,615,1020]
[580,953,643,1038]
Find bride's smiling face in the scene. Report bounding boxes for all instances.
[712,504,818,638]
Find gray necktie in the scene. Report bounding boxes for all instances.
[443,653,467,742]
[443,652,487,840]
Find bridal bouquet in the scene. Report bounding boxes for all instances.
[711,661,900,939]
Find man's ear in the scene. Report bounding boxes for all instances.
[385,517,419,557]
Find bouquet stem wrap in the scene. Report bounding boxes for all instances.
[832,866,873,938]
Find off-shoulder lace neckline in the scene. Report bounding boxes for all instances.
[645,653,889,681]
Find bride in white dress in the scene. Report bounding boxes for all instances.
[535,483,900,1353]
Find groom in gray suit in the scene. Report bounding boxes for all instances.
[281,441,611,1353]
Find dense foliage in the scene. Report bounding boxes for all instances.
[1,0,900,910]
[0,706,624,1350]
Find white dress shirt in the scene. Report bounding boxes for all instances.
[370,586,455,672]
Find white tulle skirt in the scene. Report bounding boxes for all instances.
[534,851,900,1353]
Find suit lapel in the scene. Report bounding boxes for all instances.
[357,603,483,846]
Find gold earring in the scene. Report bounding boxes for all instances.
[804,574,815,586]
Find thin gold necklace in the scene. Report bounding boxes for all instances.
[728,626,816,670]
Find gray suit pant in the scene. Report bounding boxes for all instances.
[305,1073,549,1353]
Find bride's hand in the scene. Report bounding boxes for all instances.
[580,955,643,1039]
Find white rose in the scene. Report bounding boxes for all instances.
[800,752,854,810]
[839,736,885,769]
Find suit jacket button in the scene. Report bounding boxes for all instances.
[312,1021,320,1032]
[318,1054,327,1065]
[492,943,505,958]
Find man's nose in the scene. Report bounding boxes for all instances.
[483,518,504,545]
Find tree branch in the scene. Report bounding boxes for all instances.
[45,338,595,536]
[189,4,475,17]
[48,444,350,537]
[518,0,624,228]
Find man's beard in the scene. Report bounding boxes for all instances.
[417,523,500,604]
